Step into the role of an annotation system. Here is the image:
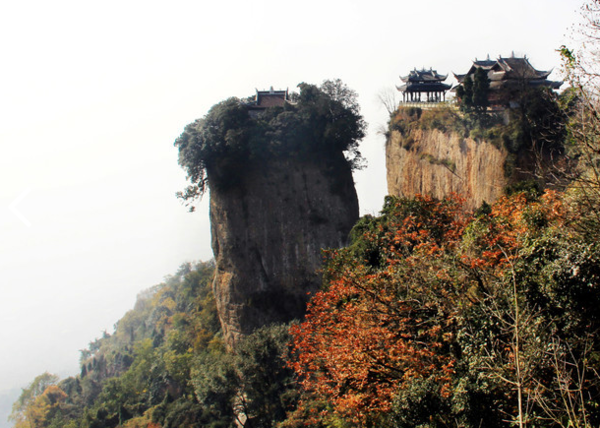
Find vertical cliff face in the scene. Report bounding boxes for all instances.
[386,128,508,211]
[208,151,359,346]
[174,82,366,347]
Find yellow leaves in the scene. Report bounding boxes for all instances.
[122,410,161,428]
[161,297,177,313]
[13,385,67,428]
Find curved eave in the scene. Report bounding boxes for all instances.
[453,72,467,83]
[397,83,451,92]
[529,80,563,89]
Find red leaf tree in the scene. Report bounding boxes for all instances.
[289,195,467,425]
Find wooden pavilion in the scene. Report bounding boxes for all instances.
[396,68,451,103]
[453,54,563,106]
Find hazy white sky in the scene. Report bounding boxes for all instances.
[0,0,584,395]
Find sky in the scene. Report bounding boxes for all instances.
[0,0,585,405]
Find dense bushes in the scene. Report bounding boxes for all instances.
[389,106,467,136]
[289,192,600,427]
[175,80,366,207]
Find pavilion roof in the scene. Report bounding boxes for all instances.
[473,58,497,69]
[453,54,561,89]
[400,68,448,83]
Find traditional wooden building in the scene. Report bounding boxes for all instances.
[245,87,291,117]
[453,54,563,106]
[251,87,289,108]
[396,68,452,102]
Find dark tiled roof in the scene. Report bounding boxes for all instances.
[250,87,289,109]
[494,57,552,80]
[453,55,562,90]
[472,59,496,69]
[400,68,448,83]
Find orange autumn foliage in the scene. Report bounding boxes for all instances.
[462,190,564,270]
[289,195,466,425]
[288,192,566,426]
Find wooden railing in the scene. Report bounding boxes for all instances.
[398,101,457,109]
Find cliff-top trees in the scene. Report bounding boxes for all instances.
[174,79,366,209]
[456,67,490,117]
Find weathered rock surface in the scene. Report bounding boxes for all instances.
[208,152,359,346]
[386,128,507,211]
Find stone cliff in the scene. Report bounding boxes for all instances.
[386,128,508,211]
[208,152,359,346]
[174,82,366,347]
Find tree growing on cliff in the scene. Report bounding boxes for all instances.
[174,80,366,210]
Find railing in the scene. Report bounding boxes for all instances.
[398,101,457,109]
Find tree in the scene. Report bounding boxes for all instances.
[456,75,474,112]
[290,195,467,426]
[377,87,399,116]
[289,192,600,427]
[174,80,366,209]
[10,373,60,428]
[13,261,221,428]
[559,0,600,241]
[472,67,490,114]
[456,67,489,117]
[191,323,297,428]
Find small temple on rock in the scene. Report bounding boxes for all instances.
[245,87,292,117]
[396,68,452,102]
[453,54,563,106]
[251,87,289,108]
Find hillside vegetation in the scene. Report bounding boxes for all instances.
[9,261,300,428]
[12,182,600,427]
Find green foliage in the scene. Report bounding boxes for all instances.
[456,68,490,117]
[291,192,600,427]
[504,179,544,198]
[389,106,466,137]
[16,259,303,428]
[10,373,60,427]
[15,261,221,428]
[389,377,453,428]
[191,323,298,428]
[507,86,567,154]
[419,107,467,135]
[175,79,366,208]
[472,68,490,111]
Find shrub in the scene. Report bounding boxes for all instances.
[175,80,366,207]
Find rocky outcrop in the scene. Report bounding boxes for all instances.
[208,151,359,346]
[386,128,508,211]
